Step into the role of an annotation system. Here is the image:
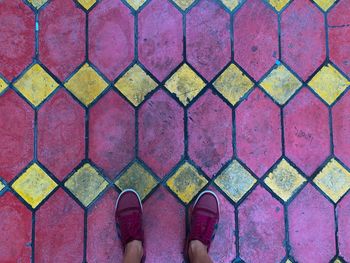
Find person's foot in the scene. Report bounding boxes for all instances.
[115,189,144,255]
[188,190,220,252]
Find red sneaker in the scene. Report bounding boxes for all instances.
[115,189,144,249]
[188,190,220,252]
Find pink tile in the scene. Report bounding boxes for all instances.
[0,192,32,262]
[328,0,350,77]
[0,90,34,182]
[333,90,350,168]
[138,0,183,81]
[281,0,326,80]
[139,90,184,178]
[89,90,135,179]
[188,90,233,177]
[89,0,134,80]
[143,186,185,262]
[0,0,34,80]
[35,189,84,263]
[38,89,85,180]
[209,188,236,262]
[234,0,278,81]
[236,88,281,177]
[238,186,285,262]
[186,0,231,81]
[39,0,85,81]
[337,192,350,261]
[87,188,122,263]
[288,184,336,262]
[284,88,330,176]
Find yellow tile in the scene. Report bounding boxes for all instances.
[115,162,158,200]
[264,159,306,202]
[267,0,291,11]
[115,64,157,106]
[12,164,57,208]
[313,0,336,11]
[308,64,350,105]
[166,162,208,204]
[126,0,147,10]
[0,77,8,93]
[213,64,253,106]
[77,0,96,10]
[214,160,256,203]
[333,258,343,263]
[65,163,108,207]
[172,0,195,10]
[314,159,350,203]
[14,64,59,107]
[285,260,293,263]
[165,64,206,106]
[27,0,48,9]
[65,63,108,106]
[220,0,242,11]
[260,64,302,105]
[0,181,5,192]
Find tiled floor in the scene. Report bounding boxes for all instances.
[0,0,350,262]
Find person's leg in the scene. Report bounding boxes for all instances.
[187,191,220,263]
[115,189,144,263]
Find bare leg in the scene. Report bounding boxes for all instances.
[122,240,143,263]
[189,240,213,263]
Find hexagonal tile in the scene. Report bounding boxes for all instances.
[115,162,158,200]
[308,64,350,105]
[267,0,290,11]
[314,159,350,203]
[12,163,57,208]
[77,0,96,10]
[39,0,86,81]
[115,64,157,106]
[27,0,48,9]
[313,0,336,11]
[166,162,208,204]
[65,63,108,106]
[220,0,242,11]
[214,160,256,203]
[213,64,254,106]
[14,64,59,107]
[337,193,350,261]
[65,163,108,207]
[172,0,195,10]
[260,64,302,105]
[264,159,306,202]
[125,0,147,10]
[0,77,8,93]
[165,64,206,106]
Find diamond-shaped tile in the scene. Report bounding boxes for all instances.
[65,163,108,207]
[264,159,306,202]
[333,258,344,263]
[260,64,302,105]
[166,162,208,203]
[14,64,59,107]
[65,63,108,107]
[165,64,206,106]
[213,64,253,106]
[286,259,293,263]
[115,64,157,106]
[314,159,350,203]
[220,0,242,11]
[126,0,147,10]
[214,160,256,203]
[267,0,291,11]
[172,0,195,10]
[77,0,96,10]
[27,0,48,9]
[12,163,57,208]
[313,0,336,11]
[0,180,5,192]
[308,64,350,105]
[115,162,158,200]
[0,77,8,93]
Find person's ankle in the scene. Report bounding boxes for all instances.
[189,240,207,255]
[125,240,143,259]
